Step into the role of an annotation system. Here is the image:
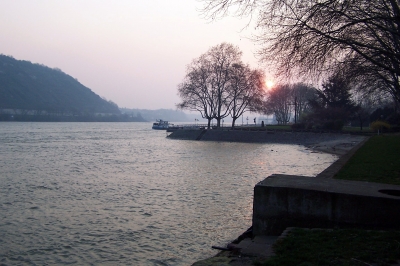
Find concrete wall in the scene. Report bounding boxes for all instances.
[253,175,400,236]
[168,129,351,144]
[167,129,203,140]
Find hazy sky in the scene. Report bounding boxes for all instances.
[0,1,266,110]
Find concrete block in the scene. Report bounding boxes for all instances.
[253,175,400,236]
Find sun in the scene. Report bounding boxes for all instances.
[265,80,275,89]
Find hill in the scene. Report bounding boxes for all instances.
[0,55,121,119]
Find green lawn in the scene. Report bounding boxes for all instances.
[265,125,291,130]
[231,125,291,130]
[334,135,400,185]
[342,126,372,133]
[236,124,373,133]
[259,134,400,266]
[261,228,400,266]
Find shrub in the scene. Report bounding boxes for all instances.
[322,119,344,130]
[334,119,345,130]
[305,123,314,130]
[290,123,305,130]
[390,125,400,132]
[322,121,334,129]
[370,120,391,132]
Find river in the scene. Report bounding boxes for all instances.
[0,122,336,265]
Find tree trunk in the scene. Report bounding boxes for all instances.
[216,118,221,128]
[231,117,237,128]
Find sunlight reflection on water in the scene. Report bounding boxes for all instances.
[0,122,336,265]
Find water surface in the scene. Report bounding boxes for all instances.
[0,122,336,265]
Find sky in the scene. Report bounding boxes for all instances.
[0,1,267,110]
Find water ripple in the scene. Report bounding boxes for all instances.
[0,122,336,265]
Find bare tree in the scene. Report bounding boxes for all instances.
[207,43,243,127]
[177,43,262,128]
[227,63,266,127]
[264,85,292,124]
[292,83,315,123]
[200,0,400,106]
[177,55,216,128]
[352,89,390,130]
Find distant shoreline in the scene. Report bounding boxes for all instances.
[0,114,146,122]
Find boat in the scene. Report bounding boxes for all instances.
[152,119,170,130]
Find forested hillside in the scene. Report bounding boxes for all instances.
[0,55,120,118]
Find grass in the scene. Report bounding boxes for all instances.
[230,125,292,130]
[334,135,400,185]
[342,126,372,133]
[260,228,400,266]
[258,134,400,266]
[234,124,373,133]
[265,125,292,130]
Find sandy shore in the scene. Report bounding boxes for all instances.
[306,134,367,156]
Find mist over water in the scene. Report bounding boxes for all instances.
[0,122,336,265]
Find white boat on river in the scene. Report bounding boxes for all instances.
[152,119,170,130]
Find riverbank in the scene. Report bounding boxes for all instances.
[189,131,369,266]
[168,129,367,156]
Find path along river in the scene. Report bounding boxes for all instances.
[0,122,336,265]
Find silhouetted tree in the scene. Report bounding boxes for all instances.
[292,83,315,123]
[208,43,243,127]
[370,100,400,125]
[227,63,266,127]
[264,84,293,124]
[177,53,217,128]
[201,0,400,106]
[261,82,315,125]
[309,73,357,129]
[177,43,265,128]
[351,91,386,130]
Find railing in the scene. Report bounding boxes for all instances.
[169,123,266,131]
[169,123,208,128]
